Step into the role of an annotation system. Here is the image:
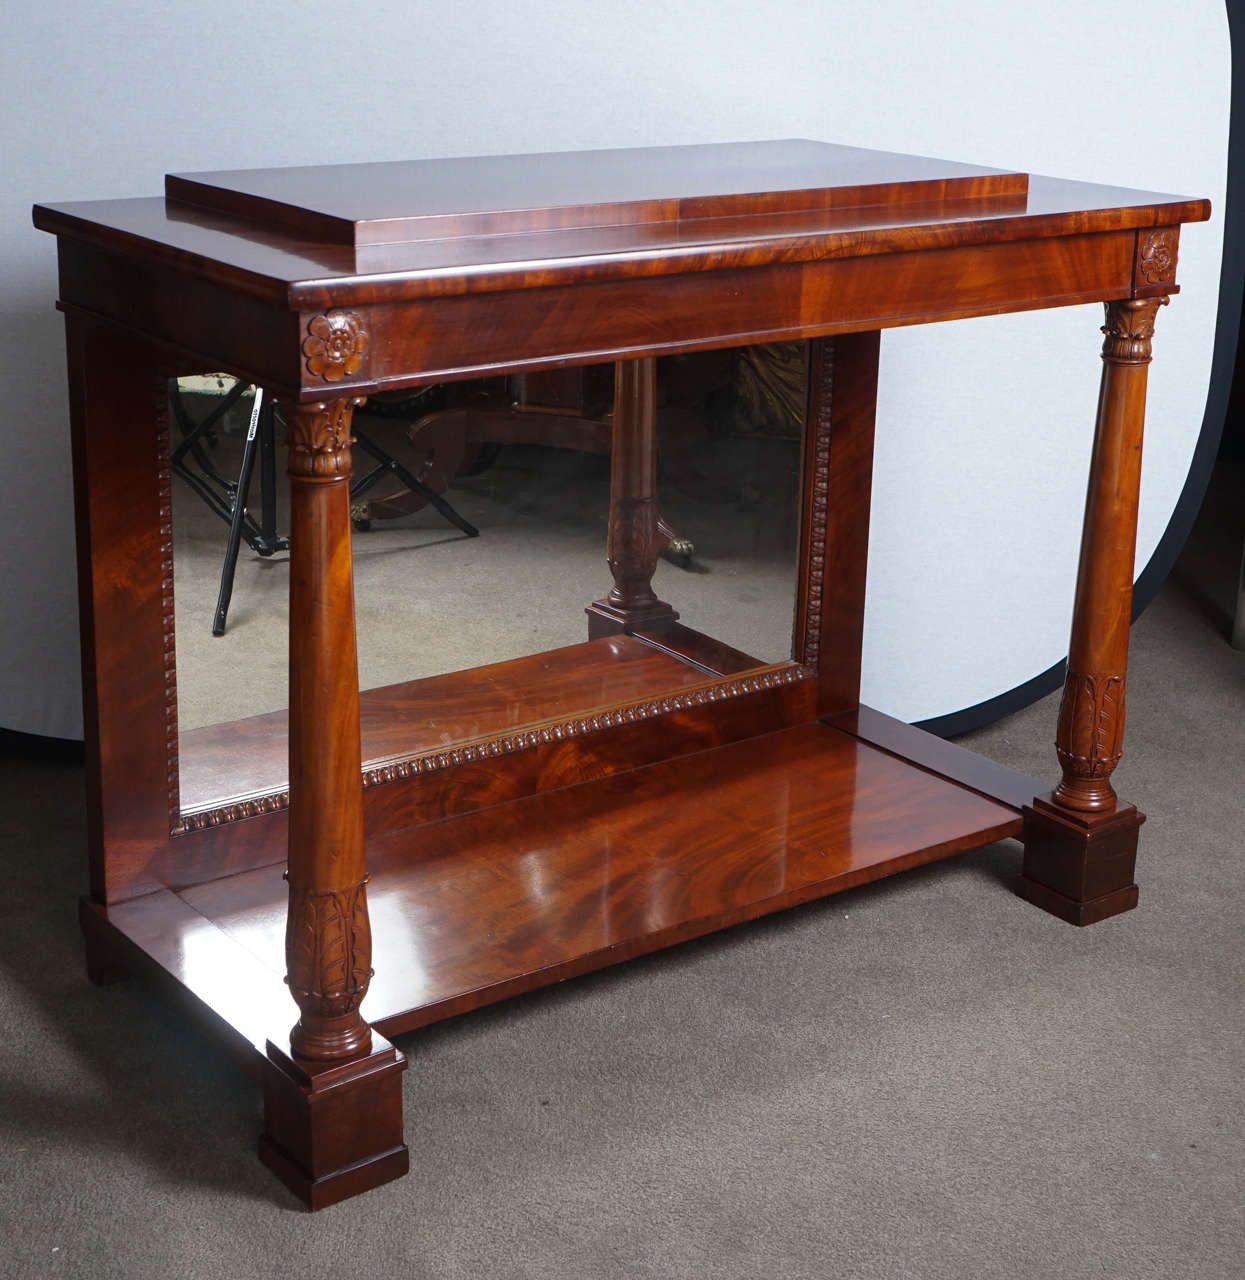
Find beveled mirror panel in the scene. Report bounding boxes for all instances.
[171,344,808,825]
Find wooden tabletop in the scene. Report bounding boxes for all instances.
[33,139,1210,308]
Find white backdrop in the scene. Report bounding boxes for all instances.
[0,0,1229,738]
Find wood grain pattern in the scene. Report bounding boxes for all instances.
[1017,295,1165,926]
[158,668,818,897]
[34,171,1208,311]
[38,139,1210,1205]
[1051,297,1164,815]
[282,399,373,1060]
[168,723,1022,1035]
[65,319,175,903]
[177,635,727,815]
[795,330,881,716]
[165,141,1028,246]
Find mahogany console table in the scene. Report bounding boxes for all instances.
[33,140,1210,1209]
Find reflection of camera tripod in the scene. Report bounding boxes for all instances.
[169,381,477,636]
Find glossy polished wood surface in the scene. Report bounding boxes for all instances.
[40,139,1211,1205]
[65,322,175,903]
[282,399,373,1060]
[166,140,1027,247]
[35,144,1209,407]
[178,634,726,814]
[1053,297,1162,814]
[159,722,1023,1035]
[36,169,1206,308]
[1015,296,1164,924]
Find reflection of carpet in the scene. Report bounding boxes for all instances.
[172,416,802,732]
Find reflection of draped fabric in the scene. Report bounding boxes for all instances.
[734,342,807,438]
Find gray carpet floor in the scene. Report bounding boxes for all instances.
[1,469,1242,1278]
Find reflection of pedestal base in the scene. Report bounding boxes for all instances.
[585,598,678,640]
[1017,796,1143,926]
[260,1034,408,1211]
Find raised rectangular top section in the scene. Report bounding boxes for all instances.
[165,139,1029,247]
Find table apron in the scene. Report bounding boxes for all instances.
[320,229,1137,396]
[56,230,1137,400]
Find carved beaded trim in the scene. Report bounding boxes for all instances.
[303,311,369,382]
[800,338,834,668]
[174,663,813,830]
[1138,228,1178,286]
[157,399,181,829]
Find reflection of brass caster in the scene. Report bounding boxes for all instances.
[661,536,695,568]
[351,500,372,533]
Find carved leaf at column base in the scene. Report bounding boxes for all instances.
[606,495,661,609]
[286,877,374,1056]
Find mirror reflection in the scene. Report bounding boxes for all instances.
[172,344,807,821]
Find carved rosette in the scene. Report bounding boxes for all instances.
[302,310,369,382]
[1138,229,1178,286]
[286,877,374,1059]
[1054,671,1125,811]
[284,397,365,479]
[606,496,660,609]
[1100,297,1167,364]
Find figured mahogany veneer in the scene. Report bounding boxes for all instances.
[96,719,1024,1048]
[37,138,1210,1208]
[164,140,1028,247]
[178,634,736,816]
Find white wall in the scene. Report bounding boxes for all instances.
[0,0,1229,738]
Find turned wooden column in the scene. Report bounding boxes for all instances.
[1020,296,1166,925]
[587,357,678,637]
[282,396,373,1059]
[1055,296,1165,813]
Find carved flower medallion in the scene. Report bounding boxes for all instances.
[303,310,369,382]
[1139,229,1177,285]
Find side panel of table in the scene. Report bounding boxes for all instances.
[65,318,176,908]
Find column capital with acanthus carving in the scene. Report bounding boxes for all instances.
[1100,297,1168,365]
[284,397,366,479]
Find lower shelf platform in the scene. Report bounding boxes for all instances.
[101,718,1027,1063]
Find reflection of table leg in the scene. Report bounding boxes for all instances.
[587,357,679,638]
[1020,297,1166,926]
[258,396,408,1210]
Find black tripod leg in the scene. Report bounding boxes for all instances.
[351,427,480,538]
[411,475,480,538]
[213,389,263,636]
[258,396,280,548]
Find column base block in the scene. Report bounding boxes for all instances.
[586,598,678,639]
[258,1133,409,1213]
[1015,875,1139,926]
[78,896,129,986]
[259,1032,408,1211]
[1018,795,1144,927]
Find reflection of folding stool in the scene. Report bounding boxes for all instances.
[169,379,479,637]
